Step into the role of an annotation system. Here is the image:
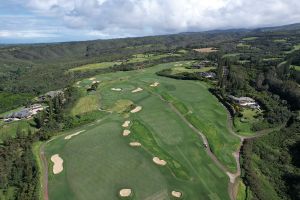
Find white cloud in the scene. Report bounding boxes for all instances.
[1,0,300,43]
[22,0,300,36]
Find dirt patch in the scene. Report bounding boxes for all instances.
[132,87,143,93]
[119,189,132,197]
[123,130,131,136]
[193,47,218,53]
[122,120,130,128]
[129,142,141,147]
[150,82,160,87]
[51,154,63,174]
[64,130,85,140]
[130,106,142,113]
[153,157,167,166]
[111,88,122,91]
[171,191,182,198]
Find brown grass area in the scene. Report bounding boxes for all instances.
[193,47,218,53]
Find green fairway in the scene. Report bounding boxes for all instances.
[44,61,241,199]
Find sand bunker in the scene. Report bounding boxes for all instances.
[130,106,142,113]
[64,130,85,140]
[131,87,143,93]
[51,154,63,174]
[153,157,167,166]
[122,120,130,128]
[171,191,182,198]
[150,82,160,87]
[119,189,132,197]
[129,142,141,147]
[111,88,122,91]
[89,77,96,80]
[123,130,131,136]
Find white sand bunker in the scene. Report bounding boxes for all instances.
[130,106,142,113]
[123,130,131,136]
[171,191,182,198]
[89,77,96,80]
[150,82,159,87]
[130,142,141,147]
[153,157,167,166]
[119,189,132,197]
[65,130,85,140]
[51,154,63,174]
[131,87,143,93]
[111,88,122,91]
[122,120,130,128]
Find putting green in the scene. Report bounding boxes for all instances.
[45,61,240,199]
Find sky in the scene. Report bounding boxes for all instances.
[1,0,300,44]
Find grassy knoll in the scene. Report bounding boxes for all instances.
[234,108,262,136]
[45,61,241,199]
[70,94,100,116]
[111,99,134,113]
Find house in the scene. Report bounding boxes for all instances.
[3,104,45,122]
[5,109,32,119]
[229,95,260,109]
[38,90,64,102]
[198,72,216,78]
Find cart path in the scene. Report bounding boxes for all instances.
[152,90,280,200]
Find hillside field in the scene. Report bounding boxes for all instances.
[44,62,241,199]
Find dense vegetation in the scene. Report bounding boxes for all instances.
[241,115,300,200]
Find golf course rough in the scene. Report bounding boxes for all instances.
[44,61,239,200]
